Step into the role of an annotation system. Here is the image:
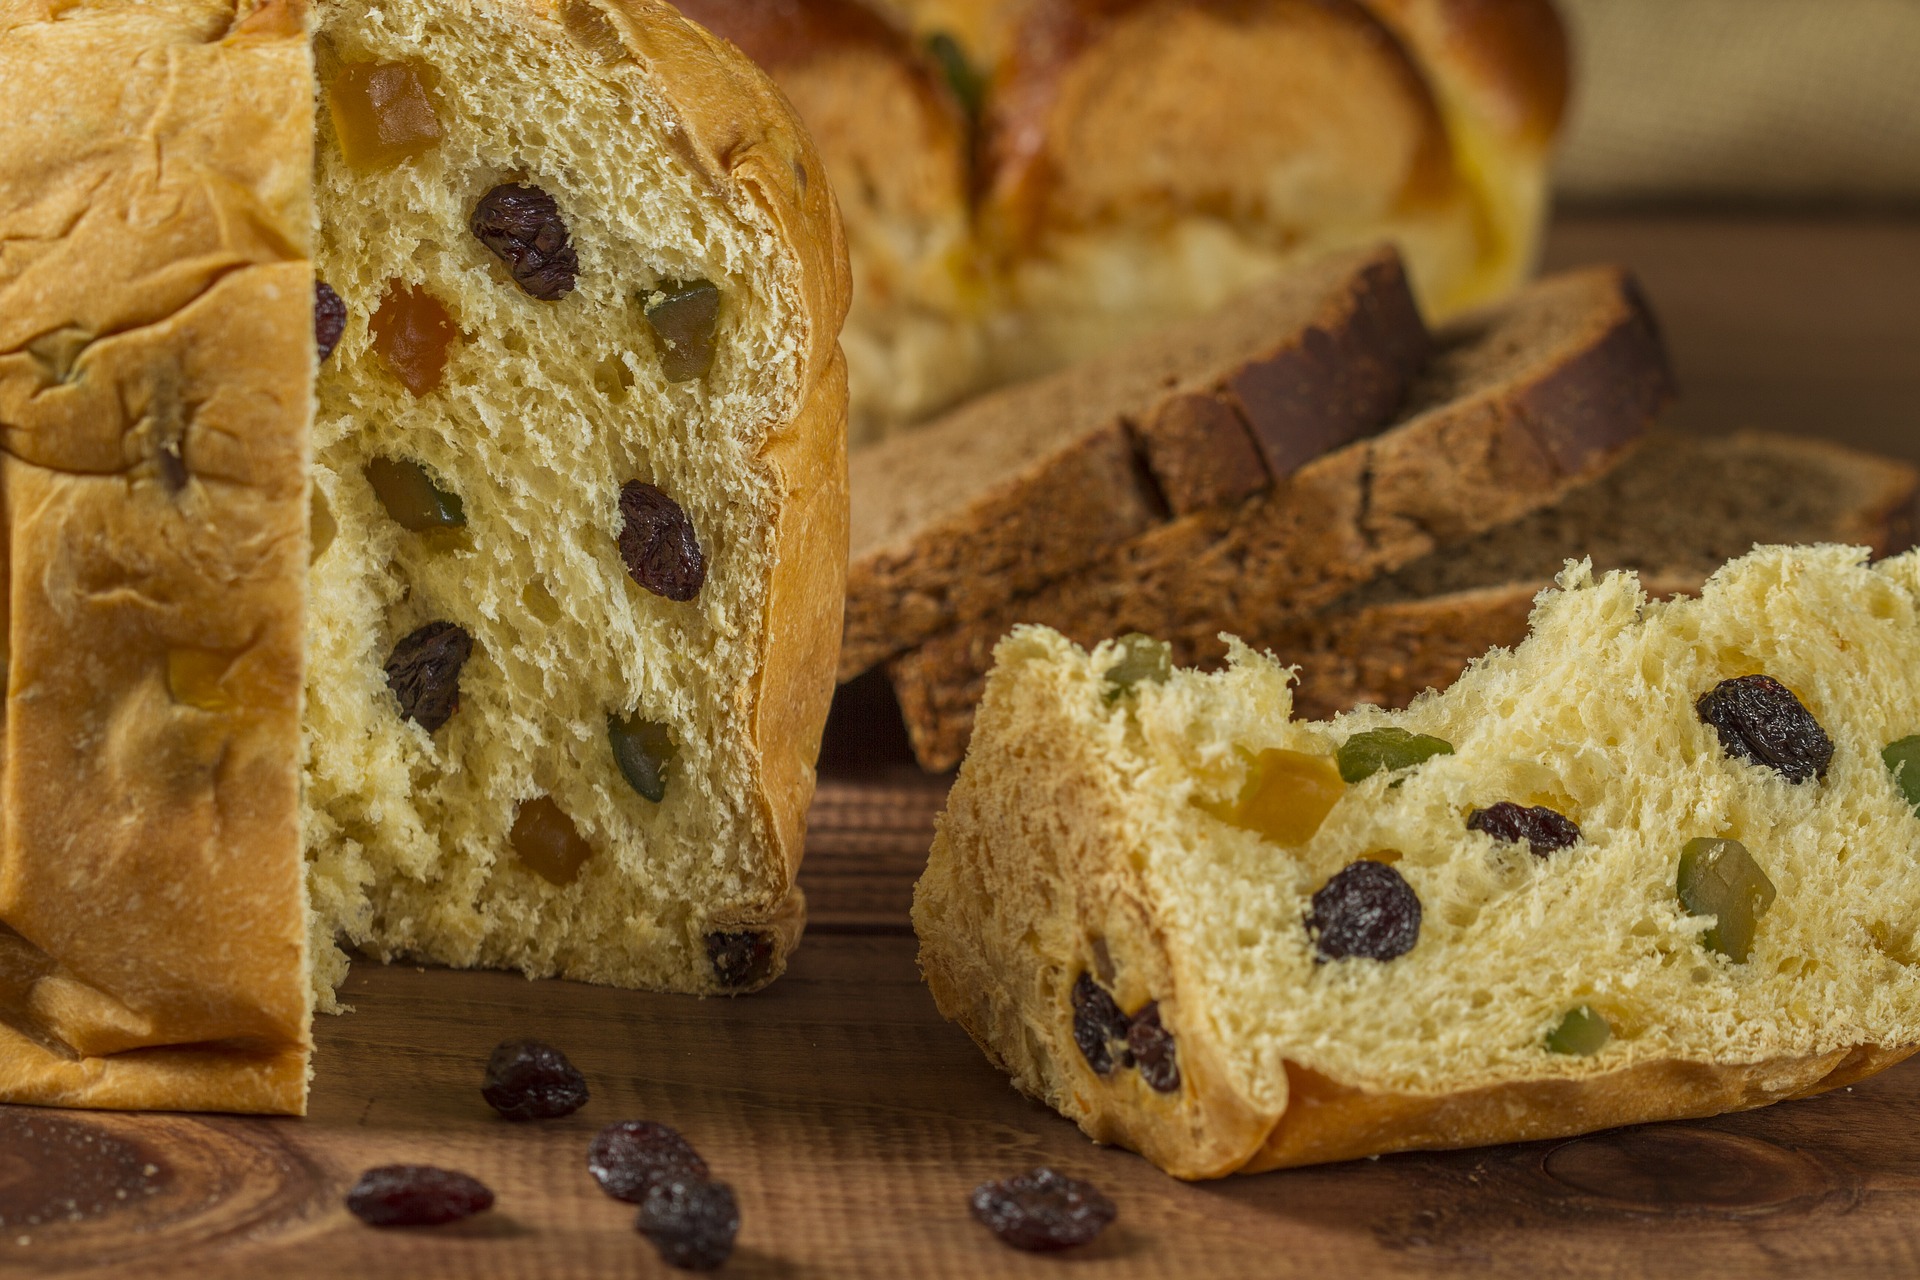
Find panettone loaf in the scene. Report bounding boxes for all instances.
[1277,431,1920,719]
[916,545,1920,1178]
[0,0,848,1113]
[889,265,1673,770]
[842,245,1428,681]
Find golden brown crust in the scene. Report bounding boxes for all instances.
[0,0,313,1113]
[1359,0,1569,146]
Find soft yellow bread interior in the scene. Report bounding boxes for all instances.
[304,0,804,1002]
[917,545,1920,1169]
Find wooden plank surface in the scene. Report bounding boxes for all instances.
[6,214,1920,1278]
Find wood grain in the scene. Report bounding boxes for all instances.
[7,214,1920,1277]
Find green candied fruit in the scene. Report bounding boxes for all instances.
[924,31,985,119]
[1545,1005,1612,1056]
[609,714,677,803]
[1102,633,1171,703]
[1676,836,1777,963]
[1336,727,1455,784]
[643,279,720,383]
[364,456,465,531]
[1883,736,1920,815]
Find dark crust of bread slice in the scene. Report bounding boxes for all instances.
[840,245,1428,680]
[889,266,1675,770]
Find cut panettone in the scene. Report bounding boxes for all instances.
[0,0,848,1114]
[915,545,1920,1178]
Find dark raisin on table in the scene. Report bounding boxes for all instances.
[470,183,579,300]
[618,480,707,601]
[384,621,473,732]
[1696,674,1834,783]
[969,1167,1116,1253]
[1070,972,1132,1075]
[1467,801,1581,856]
[345,1165,493,1227]
[480,1039,589,1120]
[315,279,347,362]
[636,1177,740,1272]
[1306,859,1421,962]
[588,1121,711,1203]
[706,931,774,989]
[1126,1002,1181,1094]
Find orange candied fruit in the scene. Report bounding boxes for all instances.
[167,648,237,713]
[327,60,444,171]
[369,280,460,396]
[510,796,595,886]
[1208,748,1346,846]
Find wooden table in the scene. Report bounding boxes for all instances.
[5,214,1920,1278]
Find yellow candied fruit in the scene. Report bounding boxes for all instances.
[327,60,443,171]
[510,796,594,886]
[1205,748,1346,846]
[311,487,337,562]
[369,281,460,396]
[167,648,236,713]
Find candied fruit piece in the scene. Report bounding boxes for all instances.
[481,1039,589,1120]
[637,1177,739,1271]
[1696,674,1833,784]
[314,280,347,362]
[511,796,594,886]
[609,714,676,803]
[327,60,443,171]
[1545,1005,1611,1056]
[369,280,459,396]
[345,1165,492,1227]
[589,1121,711,1203]
[925,31,985,118]
[1208,748,1345,846]
[969,1168,1115,1253]
[1336,727,1454,783]
[471,183,578,300]
[1677,836,1776,963]
[706,931,774,988]
[364,456,465,531]
[1126,1002,1180,1094]
[167,648,234,713]
[644,279,720,382]
[1467,801,1581,856]
[384,621,472,731]
[618,480,706,601]
[1102,633,1171,703]
[1070,972,1131,1076]
[1883,736,1920,814]
[311,487,337,562]
[1306,859,1420,962]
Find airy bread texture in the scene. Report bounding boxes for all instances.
[916,545,1920,1178]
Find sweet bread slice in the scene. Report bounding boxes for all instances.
[0,0,847,1113]
[1277,431,1920,718]
[915,545,1920,1177]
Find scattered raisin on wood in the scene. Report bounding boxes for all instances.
[706,931,774,989]
[480,1039,589,1120]
[636,1177,740,1271]
[1070,973,1132,1076]
[345,1165,493,1227]
[618,481,707,601]
[588,1121,712,1204]
[1306,860,1421,962]
[315,280,347,362]
[384,621,473,732]
[969,1168,1116,1252]
[470,183,579,300]
[1467,802,1581,856]
[1126,1003,1181,1094]
[1696,674,1834,783]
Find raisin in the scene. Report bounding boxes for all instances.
[969,1167,1116,1253]
[1306,859,1421,962]
[609,714,676,803]
[706,931,774,988]
[1696,674,1833,784]
[588,1121,711,1203]
[345,1165,493,1227]
[1126,1002,1181,1094]
[1467,801,1581,856]
[1102,633,1171,702]
[1336,727,1454,783]
[314,280,347,362]
[1070,973,1131,1076]
[480,1039,589,1119]
[618,480,706,602]
[470,183,579,300]
[644,280,721,382]
[384,621,473,732]
[636,1177,739,1271]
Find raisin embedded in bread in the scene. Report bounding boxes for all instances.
[915,545,1920,1177]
